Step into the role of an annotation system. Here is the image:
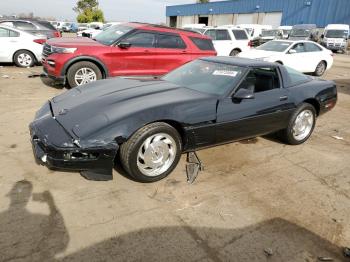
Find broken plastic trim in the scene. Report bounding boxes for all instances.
[186,151,204,184]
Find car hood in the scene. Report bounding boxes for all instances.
[47,37,104,47]
[50,78,216,140]
[239,49,280,59]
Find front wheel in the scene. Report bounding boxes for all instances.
[280,103,316,145]
[67,61,102,88]
[14,50,35,67]
[120,122,182,183]
[314,61,327,76]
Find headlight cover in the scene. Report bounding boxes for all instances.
[52,46,77,54]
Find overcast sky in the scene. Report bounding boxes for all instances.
[0,0,210,23]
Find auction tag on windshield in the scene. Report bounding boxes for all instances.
[213,70,238,77]
[115,31,124,35]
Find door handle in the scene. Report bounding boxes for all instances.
[181,50,187,54]
[280,96,288,101]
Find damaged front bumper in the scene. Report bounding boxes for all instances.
[29,103,118,181]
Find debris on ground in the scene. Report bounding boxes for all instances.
[28,73,41,78]
[317,257,333,261]
[344,247,350,257]
[264,247,274,256]
[332,135,344,140]
[2,75,9,78]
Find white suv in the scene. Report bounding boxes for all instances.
[203,26,252,56]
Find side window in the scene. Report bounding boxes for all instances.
[189,37,215,51]
[284,66,311,86]
[0,28,9,37]
[216,30,231,40]
[9,29,19,37]
[13,21,37,30]
[232,30,248,40]
[305,42,322,52]
[238,67,280,93]
[157,34,186,49]
[290,43,306,53]
[0,22,14,27]
[204,29,216,40]
[124,32,156,48]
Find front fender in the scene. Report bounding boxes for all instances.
[61,56,109,78]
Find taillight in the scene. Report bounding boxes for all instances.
[248,40,253,47]
[33,39,46,45]
[54,31,61,37]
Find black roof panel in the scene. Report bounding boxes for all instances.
[201,56,278,68]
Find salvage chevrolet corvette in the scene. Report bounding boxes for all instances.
[30,57,337,182]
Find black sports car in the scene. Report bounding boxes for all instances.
[30,57,337,182]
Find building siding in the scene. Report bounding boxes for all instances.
[166,0,350,27]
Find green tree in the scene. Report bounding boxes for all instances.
[73,0,104,23]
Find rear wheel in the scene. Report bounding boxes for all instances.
[67,61,102,88]
[120,122,182,183]
[314,61,326,76]
[229,49,241,56]
[280,103,316,145]
[14,50,35,67]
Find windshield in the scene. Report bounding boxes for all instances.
[261,30,277,37]
[94,24,134,45]
[325,30,348,38]
[162,60,245,96]
[256,41,292,52]
[290,29,311,37]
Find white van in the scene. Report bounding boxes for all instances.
[203,25,251,56]
[236,24,272,39]
[321,24,349,53]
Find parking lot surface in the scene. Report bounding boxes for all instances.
[0,54,350,261]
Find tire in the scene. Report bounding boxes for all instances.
[67,61,102,88]
[13,50,35,67]
[229,49,241,56]
[279,103,316,145]
[314,61,327,76]
[120,122,182,183]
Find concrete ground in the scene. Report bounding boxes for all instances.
[0,54,350,262]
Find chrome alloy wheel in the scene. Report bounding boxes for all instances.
[74,67,97,86]
[137,133,177,177]
[17,53,32,67]
[316,62,326,75]
[292,110,314,141]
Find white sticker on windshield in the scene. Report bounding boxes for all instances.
[115,30,124,35]
[213,70,238,77]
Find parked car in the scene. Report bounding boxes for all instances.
[203,26,251,56]
[0,25,46,67]
[182,24,207,34]
[30,57,337,182]
[78,23,88,31]
[77,22,122,38]
[238,40,333,76]
[320,24,349,53]
[61,22,78,33]
[236,24,272,40]
[288,24,318,41]
[258,29,283,44]
[0,19,61,38]
[41,22,216,87]
[77,22,104,37]
[278,25,292,39]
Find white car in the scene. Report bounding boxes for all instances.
[203,26,251,56]
[77,22,121,38]
[0,25,46,67]
[238,40,333,76]
[236,24,272,40]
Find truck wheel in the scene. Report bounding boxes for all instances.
[120,122,182,183]
[280,103,316,145]
[14,50,35,67]
[67,61,102,88]
[314,61,326,76]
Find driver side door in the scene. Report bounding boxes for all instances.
[108,30,157,77]
[215,67,295,144]
[283,43,308,72]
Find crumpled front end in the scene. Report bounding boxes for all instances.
[29,101,118,181]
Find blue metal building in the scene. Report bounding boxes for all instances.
[166,0,350,28]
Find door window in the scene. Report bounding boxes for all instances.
[216,30,231,40]
[204,29,216,40]
[157,34,186,49]
[0,28,9,37]
[304,42,322,52]
[123,32,156,48]
[290,43,306,53]
[232,30,248,40]
[237,67,280,93]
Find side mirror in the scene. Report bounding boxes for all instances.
[233,87,255,100]
[118,42,131,49]
[289,49,297,54]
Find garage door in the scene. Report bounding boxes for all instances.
[180,16,195,27]
[262,12,282,27]
[236,13,254,24]
[214,14,233,26]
